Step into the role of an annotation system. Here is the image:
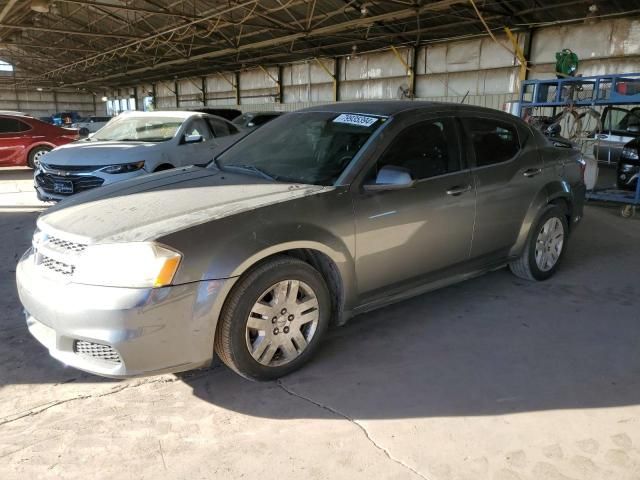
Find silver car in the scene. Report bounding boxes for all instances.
[16,102,586,380]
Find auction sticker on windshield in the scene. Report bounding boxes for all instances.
[333,113,379,127]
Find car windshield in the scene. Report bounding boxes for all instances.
[215,111,386,185]
[91,115,184,142]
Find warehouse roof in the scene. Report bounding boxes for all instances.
[0,0,634,89]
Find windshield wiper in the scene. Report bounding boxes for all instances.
[221,164,277,181]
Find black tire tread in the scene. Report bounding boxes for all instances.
[27,146,51,169]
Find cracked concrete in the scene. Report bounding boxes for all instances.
[1,167,640,480]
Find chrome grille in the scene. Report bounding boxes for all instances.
[46,235,87,253]
[74,341,122,364]
[40,255,75,276]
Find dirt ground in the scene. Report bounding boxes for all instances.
[1,167,639,480]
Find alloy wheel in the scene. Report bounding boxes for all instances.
[245,280,320,367]
[534,217,565,272]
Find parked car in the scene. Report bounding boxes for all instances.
[593,106,640,163]
[71,116,113,136]
[51,112,81,126]
[0,114,79,168]
[191,108,242,121]
[34,111,243,201]
[232,111,283,130]
[16,102,586,380]
[616,138,639,191]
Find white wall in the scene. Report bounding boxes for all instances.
[109,16,640,113]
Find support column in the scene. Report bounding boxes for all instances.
[235,72,241,105]
[201,77,207,106]
[174,80,180,108]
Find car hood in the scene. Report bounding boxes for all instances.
[38,166,328,243]
[42,140,163,166]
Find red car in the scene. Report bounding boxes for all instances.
[0,114,79,168]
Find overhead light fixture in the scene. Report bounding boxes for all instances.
[360,5,368,16]
[36,87,43,91]
[101,96,108,102]
[31,0,50,13]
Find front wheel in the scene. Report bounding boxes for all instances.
[510,206,569,281]
[27,146,51,169]
[215,256,331,381]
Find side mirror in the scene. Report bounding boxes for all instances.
[363,165,415,191]
[183,133,203,144]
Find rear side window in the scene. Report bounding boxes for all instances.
[464,118,520,167]
[0,118,30,133]
[208,118,231,137]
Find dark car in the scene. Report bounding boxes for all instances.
[593,106,640,163]
[0,114,79,168]
[232,111,283,130]
[191,108,242,121]
[16,102,585,381]
[616,138,639,191]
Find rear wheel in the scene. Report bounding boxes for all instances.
[510,206,568,281]
[215,256,331,381]
[27,146,51,169]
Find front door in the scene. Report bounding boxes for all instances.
[0,117,28,166]
[352,117,476,300]
[176,118,217,167]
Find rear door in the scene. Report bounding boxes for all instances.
[352,115,476,300]
[461,115,543,262]
[0,117,31,166]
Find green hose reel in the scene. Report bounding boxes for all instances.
[555,49,579,77]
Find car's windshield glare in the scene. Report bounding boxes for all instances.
[91,116,184,142]
[215,112,386,185]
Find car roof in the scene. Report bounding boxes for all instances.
[298,101,520,121]
[116,110,202,119]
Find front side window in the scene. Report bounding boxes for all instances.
[368,118,461,181]
[184,118,213,141]
[216,112,386,185]
[91,116,184,142]
[207,118,231,137]
[603,107,640,133]
[464,118,520,167]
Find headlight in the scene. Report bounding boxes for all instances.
[73,242,181,288]
[621,147,639,160]
[100,161,145,174]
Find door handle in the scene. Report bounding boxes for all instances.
[523,168,542,178]
[446,185,472,196]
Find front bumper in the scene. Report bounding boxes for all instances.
[34,166,147,202]
[16,249,237,378]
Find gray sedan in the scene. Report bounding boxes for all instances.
[16,102,586,380]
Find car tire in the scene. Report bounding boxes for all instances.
[215,256,331,381]
[509,205,569,281]
[27,146,51,169]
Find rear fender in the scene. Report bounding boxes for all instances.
[508,182,571,257]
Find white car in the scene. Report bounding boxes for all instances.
[71,116,113,136]
[35,111,243,201]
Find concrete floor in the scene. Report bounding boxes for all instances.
[1,167,639,480]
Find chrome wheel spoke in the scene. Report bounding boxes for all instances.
[272,281,288,306]
[259,342,278,365]
[251,337,271,360]
[247,316,268,330]
[286,280,299,303]
[291,329,308,352]
[280,338,298,359]
[250,302,272,318]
